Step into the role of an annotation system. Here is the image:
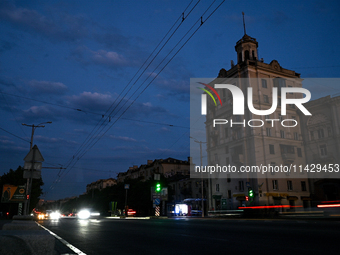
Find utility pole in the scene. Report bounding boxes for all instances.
[190,137,207,217]
[22,122,51,215]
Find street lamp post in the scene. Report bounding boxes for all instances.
[190,136,207,217]
[22,121,51,215]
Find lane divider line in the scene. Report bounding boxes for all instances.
[36,222,87,255]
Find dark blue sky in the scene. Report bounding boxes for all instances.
[1,0,339,200]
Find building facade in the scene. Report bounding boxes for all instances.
[299,95,340,203]
[117,157,191,183]
[86,178,117,193]
[205,33,311,210]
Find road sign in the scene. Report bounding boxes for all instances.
[23,170,41,179]
[124,184,130,189]
[246,182,250,187]
[154,198,160,205]
[24,162,42,170]
[24,145,44,162]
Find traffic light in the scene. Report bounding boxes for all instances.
[155,183,161,193]
[26,195,30,200]
[248,188,254,198]
[245,196,249,201]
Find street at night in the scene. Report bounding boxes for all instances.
[39,217,339,255]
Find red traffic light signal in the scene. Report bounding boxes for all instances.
[26,195,30,200]
[245,196,249,201]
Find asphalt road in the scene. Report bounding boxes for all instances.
[39,217,340,255]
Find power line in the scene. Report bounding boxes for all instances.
[67,1,201,169]
[0,126,30,143]
[48,1,226,194]
[0,91,190,128]
[72,1,223,165]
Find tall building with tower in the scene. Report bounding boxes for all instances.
[204,31,311,210]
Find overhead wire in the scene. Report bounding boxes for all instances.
[48,0,225,193]
[65,0,222,169]
[66,0,201,169]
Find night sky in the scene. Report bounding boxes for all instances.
[1,0,339,200]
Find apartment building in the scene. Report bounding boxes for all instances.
[205,33,311,210]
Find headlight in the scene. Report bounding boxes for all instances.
[50,212,60,219]
[78,209,91,219]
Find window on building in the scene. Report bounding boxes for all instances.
[266,128,271,137]
[287,180,293,191]
[262,79,267,88]
[318,129,324,139]
[226,157,230,165]
[239,181,244,191]
[301,181,307,191]
[271,162,276,175]
[216,184,219,192]
[320,145,328,156]
[327,127,332,137]
[280,130,285,138]
[272,180,278,190]
[264,95,269,103]
[225,128,229,138]
[245,50,249,60]
[228,190,232,199]
[297,148,302,157]
[269,144,275,154]
[310,131,314,140]
[294,132,299,140]
[227,174,231,183]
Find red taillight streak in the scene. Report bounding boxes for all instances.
[239,205,303,209]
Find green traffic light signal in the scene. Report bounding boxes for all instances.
[249,189,254,197]
[156,183,161,193]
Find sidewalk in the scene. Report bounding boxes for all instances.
[0,217,76,255]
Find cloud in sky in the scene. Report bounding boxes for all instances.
[109,135,137,142]
[28,80,68,95]
[0,0,89,42]
[67,91,114,112]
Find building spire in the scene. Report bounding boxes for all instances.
[242,12,246,35]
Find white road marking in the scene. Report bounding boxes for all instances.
[36,222,86,255]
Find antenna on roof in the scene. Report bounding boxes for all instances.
[242,12,246,35]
